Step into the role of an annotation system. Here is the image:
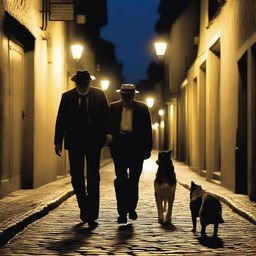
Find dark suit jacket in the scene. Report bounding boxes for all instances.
[107,100,153,159]
[54,87,109,150]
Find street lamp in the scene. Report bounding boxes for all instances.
[153,122,159,129]
[146,97,154,108]
[100,80,110,91]
[71,44,84,60]
[154,41,167,58]
[158,109,164,116]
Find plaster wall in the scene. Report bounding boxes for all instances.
[167,0,199,95]
[1,1,70,191]
[33,21,68,187]
[182,0,256,192]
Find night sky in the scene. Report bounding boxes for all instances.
[101,0,160,84]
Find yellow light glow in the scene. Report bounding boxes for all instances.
[154,41,167,56]
[158,109,164,116]
[160,121,165,128]
[181,78,188,88]
[146,97,154,108]
[170,104,174,118]
[101,80,110,90]
[71,44,84,60]
[153,122,159,129]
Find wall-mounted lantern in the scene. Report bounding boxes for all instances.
[153,122,159,129]
[146,97,155,108]
[154,41,167,58]
[71,44,84,60]
[101,80,110,91]
[158,109,164,116]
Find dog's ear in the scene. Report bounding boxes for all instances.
[191,181,195,188]
[167,150,173,155]
[156,152,161,165]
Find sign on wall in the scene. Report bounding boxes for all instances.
[49,1,74,21]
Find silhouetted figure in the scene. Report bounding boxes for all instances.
[106,84,153,223]
[54,70,109,228]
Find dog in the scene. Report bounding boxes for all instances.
[154,150,176,224]
[190,181,224,237]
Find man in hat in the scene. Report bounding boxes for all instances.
[106,84,153,223]
[54,70,109,228]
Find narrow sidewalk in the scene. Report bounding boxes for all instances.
[0,159,111,246]
[173,159,256,225]
[0,152,255,246]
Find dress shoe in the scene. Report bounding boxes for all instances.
[88,220,98,229]
[117,215,127,224]
[129,211,137,220]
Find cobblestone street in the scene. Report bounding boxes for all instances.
[1,156,256,255]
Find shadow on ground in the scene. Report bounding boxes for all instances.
[197,235,224,248]
[46,222,94,254]
[115,224,134,244]
[160,222,177,231]
[106,224,135,254]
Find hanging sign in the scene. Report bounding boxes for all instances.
[49,2,74,21]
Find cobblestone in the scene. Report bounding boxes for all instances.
[0,152,256,255]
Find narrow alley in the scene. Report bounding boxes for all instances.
[0,1,256,255]
[1,153,256,255]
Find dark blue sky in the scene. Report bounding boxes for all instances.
[101,0,160,84]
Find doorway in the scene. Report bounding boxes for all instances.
[207,39,221,182]
[236,52,248,194]
[6,39,25,192]
[0,13,35,197]
[250,44,256,201]
[199,62,206,175]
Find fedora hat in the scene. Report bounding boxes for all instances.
[116,84,140,94]
[71,70,95,82]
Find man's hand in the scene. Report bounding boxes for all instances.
[55,144,62,156]
[105,134,113,146]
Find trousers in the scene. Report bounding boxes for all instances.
[68,146,101,221]
[112,133,144,216]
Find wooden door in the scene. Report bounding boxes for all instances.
[9,40,25,190]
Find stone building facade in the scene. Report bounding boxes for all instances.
[163,0,256,201]
[0,0,98,197]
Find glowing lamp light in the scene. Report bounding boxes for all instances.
[158,109,164,116]
[170,104,174,118]
[154,41,167,57]
[71,44,84,60]
[153,122,159,129]
[146,97,154,108]
[101,80,110,91]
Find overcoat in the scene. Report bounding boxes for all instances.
[54,87,109,149]
[107,100,153,159]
